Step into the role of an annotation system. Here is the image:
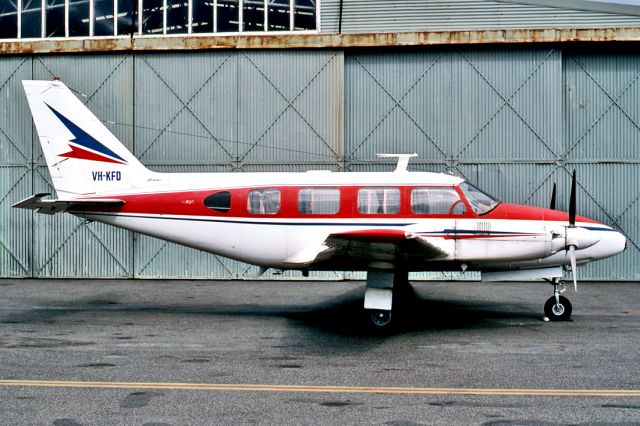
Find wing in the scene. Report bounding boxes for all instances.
[12,193,125,215]
[283,228,449,267]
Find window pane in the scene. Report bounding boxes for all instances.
[358,188,400,215]
[411,188,463,215]
[69,0,90,36]
[293,0,314,30]
[267,0,288,31]
[217,0,238,32]
[94,0,115,36]
[243,0,264,31]
[248,189,281,214]
[166,0,188,33]
[204,191,232,213]
[21,0,42,38]
[192,0,213,33]
[46,0,65,37]
[298,188,340,215]
[459,182,500,215]
[116,0,135,35]
[0,1,18,38]
[142,0,163,34]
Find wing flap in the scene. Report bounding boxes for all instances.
[284,228,450,267]
[12,193,125,215]
[328,229,449,259]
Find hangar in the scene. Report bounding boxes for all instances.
[0,0,639,280]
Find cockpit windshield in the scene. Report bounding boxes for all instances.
[459,182,500,215]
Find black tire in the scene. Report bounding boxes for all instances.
[368,309,392,328]
[544,295,572,321]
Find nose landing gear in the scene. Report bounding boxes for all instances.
[544,280,572,321]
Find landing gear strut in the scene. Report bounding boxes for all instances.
[544,280,572,321]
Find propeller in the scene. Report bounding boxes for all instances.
[549,171,587,292]
[569,170,576,227]
[548,171,600,292]
[566,170,578,292]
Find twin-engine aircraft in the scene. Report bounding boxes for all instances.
[14,79,627,328]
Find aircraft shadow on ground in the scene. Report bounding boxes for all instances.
[0,285,540,338]
[284,286,541,337]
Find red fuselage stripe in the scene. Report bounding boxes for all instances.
[83,186,598,224]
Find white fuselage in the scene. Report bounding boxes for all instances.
[72,170,627,272]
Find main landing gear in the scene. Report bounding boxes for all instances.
[364,267,412,329]
[544,279,573,321]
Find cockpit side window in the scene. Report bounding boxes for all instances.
[411,187,465,215]
[459,182,500,215]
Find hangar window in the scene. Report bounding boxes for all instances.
[248,188,281,215]
[20,0,42,38]
[94,0,116,36]
[204,191,232,213]
[117,0,136,35]
[69,0,90,36]
[358,187,400,215]
[411,187,465,215]
[0,1,18,38]
[298,188,340,215]
[46,0,66,37]
[1,0,317,39]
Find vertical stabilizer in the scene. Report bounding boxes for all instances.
[23,80,162,198]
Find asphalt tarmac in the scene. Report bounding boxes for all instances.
[0,278,639,425]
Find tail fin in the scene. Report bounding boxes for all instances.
[23,80,162,198]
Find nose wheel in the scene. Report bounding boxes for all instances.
[544,281,572,321]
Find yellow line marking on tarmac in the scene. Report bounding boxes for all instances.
[0,380,639,397]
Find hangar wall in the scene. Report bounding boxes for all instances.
[321,0,640,33]
[1,47,638,279]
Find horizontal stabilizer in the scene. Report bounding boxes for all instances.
[12,193,124,215]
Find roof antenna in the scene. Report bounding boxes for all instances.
[376,153,418,172]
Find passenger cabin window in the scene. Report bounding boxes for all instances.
[247,188,281,215]
[411,187,466,215]
[358,187,400,214]
[204,191,231,213]
[298,188,340,215]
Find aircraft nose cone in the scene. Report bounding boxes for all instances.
[607,230,628,257]
[586,228,627,261]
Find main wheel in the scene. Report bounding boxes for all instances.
[369,310,392,328]
[544,295,572,321]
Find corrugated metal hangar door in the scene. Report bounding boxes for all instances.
[0,48,638,279]
[344,48,639,280]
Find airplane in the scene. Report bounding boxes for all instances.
[13,79,628,329]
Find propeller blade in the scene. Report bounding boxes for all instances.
[550,182,557,210]
[569,245,578,292]
[569,170,576,227]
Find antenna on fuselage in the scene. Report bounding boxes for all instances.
[376,153,418,172]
